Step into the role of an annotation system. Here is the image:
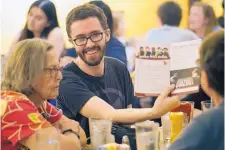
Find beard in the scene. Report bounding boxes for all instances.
[77,44,105,66]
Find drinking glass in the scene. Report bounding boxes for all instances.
[135,121,159,150]
[161,113,171,145]
[201,100,214,112]
[89,118,112,149]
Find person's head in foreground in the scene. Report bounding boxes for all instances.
[19,0,59,41]
[199,30,224,106]
[1,39,84,150]
[66,3,110,67]
[168,30,224,150]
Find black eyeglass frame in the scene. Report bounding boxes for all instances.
[71,30,107,46]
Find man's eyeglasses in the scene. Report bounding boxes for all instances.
[44,66,63,78]
[72,31,106,46]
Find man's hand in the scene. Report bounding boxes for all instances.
[152,85,180,118]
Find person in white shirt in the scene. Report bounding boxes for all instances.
[145,1,199,44]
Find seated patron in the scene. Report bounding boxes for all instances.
[1,39,86,150]
[57,4,180,149]
[63,1,127,66]
[169,30,224,150]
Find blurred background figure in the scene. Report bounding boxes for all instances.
[6,0,65,60]
[89,1,127,65]
[189,2,221,39]
[183,1,223,110]
[125,37,139,72]
[217,0,224,28]
[145,1,199,44]
[113,11,139,72]
[113,11,127,45]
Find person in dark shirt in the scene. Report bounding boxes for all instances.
[64,1,127,65]
[217,0,224,28]
[89,1,127,65]
[169,30,224,150]
[57,4,180,149]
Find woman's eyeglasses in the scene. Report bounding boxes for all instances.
[44,66,63,78]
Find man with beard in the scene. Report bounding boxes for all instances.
[57,4,180,148]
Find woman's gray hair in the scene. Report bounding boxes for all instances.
[1,38,53,96]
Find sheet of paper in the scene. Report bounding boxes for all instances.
[135,58,170,96]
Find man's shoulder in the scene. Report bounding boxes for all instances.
[165,26,199,41]
[61,62,82,81]
[176,27,197,35]
[146,27,163,36]
[104,56,127,69]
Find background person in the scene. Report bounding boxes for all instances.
[189,2,221,39]
[145,1,199,44]
[217,0,224,28]
[6,0,65,59]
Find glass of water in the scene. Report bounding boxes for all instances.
[201,100,214,112]
[161,113,171,145]
[135,121,159,150]
[89,118,112,149]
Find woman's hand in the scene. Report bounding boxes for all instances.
[55,116,87,146]
[59,119,80,134]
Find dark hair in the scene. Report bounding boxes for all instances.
[199,30,224,97]
[66,4,108,38]
[157,1,182,26]
[222,0,224,9]
[19,0,59,41]
[89,1,113,34]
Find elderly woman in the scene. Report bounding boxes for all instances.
[1,39,86,150]
[168,30,224,150]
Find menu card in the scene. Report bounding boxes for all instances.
[134,40,201,96]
